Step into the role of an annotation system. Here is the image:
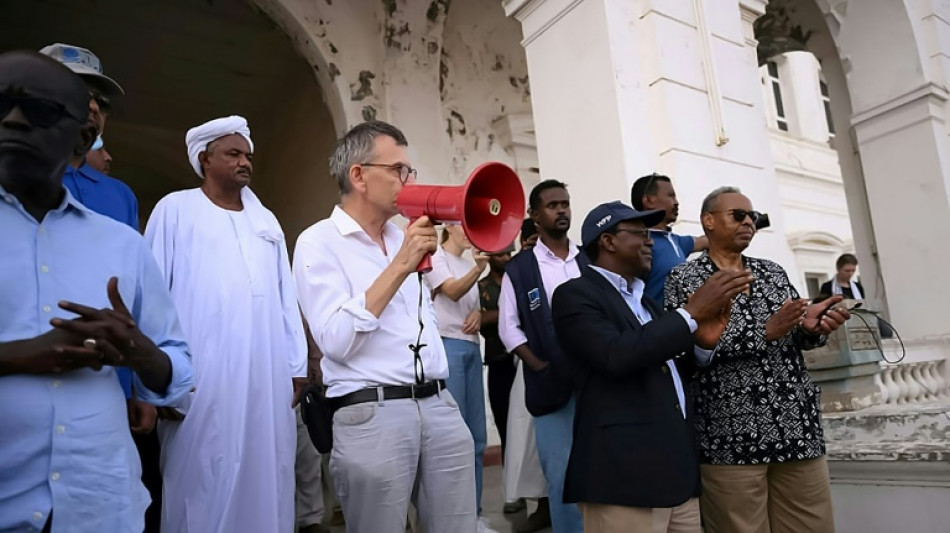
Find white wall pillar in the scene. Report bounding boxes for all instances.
[505,0,799,276]
[781,51,830,143]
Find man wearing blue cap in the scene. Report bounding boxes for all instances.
[550,201,751,533]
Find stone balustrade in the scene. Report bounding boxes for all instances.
[876,358,950,405]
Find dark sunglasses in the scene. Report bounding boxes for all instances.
[715,209,762,224]
[0,93,83,128]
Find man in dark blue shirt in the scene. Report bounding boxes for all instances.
[41,44,138,389]
[631,173,708,304]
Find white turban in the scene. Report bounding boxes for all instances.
[185,115,254,179]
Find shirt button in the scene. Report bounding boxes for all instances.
[42,305,51,313]
[50,472,60,481]
[51,380,62,388]
[661,366,669,373]
[37,227,45,234]
[56,425,66,434]
[40,265,50,273]
[675,403,682,411]
[33,511,42,520]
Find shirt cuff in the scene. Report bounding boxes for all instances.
[694,345,717,367]
[675,308,698,333]
[344,293,381,332]
[134,344,194,407]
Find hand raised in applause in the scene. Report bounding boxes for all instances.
[801,295,851,335]
[684,271,752,349]
[765,298,809,341]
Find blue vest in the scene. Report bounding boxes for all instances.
[506,245,589,416]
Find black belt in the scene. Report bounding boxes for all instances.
[328,380,446,412]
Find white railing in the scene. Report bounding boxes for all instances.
[875,359,950,405]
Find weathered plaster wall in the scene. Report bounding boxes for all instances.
[439,0,533,183]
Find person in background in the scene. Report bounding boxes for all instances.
[499,180,585,533]
[819,253,864,300]
[424,224,497,532]
[86,135,112,175]
[146,115,307,533]
[630,173,708,304]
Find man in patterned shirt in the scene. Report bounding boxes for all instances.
[664,187,850,533]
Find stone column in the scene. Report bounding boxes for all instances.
[504,0,800,274]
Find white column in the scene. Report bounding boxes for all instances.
[780,51,830,143]
[505,0,799,276]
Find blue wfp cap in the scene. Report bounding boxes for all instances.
[581,201,665,249]
[39,43,124,96]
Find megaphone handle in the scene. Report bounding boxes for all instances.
[416,253,433,273]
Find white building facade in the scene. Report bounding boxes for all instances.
[7,1,949,530]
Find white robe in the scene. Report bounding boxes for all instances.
[503,360,548,501]
[145,187,306,533]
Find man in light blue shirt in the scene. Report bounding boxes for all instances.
[0,51,194,532]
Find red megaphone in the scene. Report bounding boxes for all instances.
[397,162,526,272]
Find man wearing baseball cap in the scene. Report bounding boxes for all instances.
[550,201,751,533]
[40,42,162,532]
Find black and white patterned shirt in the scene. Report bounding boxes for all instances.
[664,253,826,465]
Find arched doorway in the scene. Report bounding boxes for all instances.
[2,0,340,250]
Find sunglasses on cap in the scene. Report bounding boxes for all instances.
[711,209,763,224]
[0,93,84,128]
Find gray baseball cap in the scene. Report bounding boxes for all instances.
[39,43,124,96]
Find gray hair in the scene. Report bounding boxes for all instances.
[701,186,742,215]
[329,120,408,195]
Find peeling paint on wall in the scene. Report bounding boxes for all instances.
[382,0,396,19]
[328,62,340,82]
[385,21,411,50]
[437,0,533,179]
[362,105,377,121]
[426,0,450,23]
[350,70,375,101]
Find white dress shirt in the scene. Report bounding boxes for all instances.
[293,206,448,397]
[588,265,692,418]
[498,238,582,353]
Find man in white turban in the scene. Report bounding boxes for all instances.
[144,116,307,533]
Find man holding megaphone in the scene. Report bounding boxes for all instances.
[294,121,521,533]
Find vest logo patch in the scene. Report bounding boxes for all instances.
[528,288,541,311]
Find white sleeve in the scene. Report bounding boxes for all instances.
[422,247,453,293]
[498,273,528,352]
[293,235,379,364]
[278,237,307,378]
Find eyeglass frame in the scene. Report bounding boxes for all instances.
[708,209,763,224]
[360,162,417,184]
[0,93,85,128]
[612,227,653,240]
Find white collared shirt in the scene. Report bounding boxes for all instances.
[498,238,582,353]
[588,265,690,418]
[293,206,448,397]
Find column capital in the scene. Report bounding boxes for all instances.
[503,0,585,46]
[739,0,768,19]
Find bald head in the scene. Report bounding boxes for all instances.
[0,50,96,189]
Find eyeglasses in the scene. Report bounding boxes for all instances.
[711,209,763,224]
[89,90,111,114]
[361,162,417,184]
[0,93,83,128]
[614,228,652,239]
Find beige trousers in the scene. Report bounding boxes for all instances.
[578,497,700,533]
[700,456,835,533]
